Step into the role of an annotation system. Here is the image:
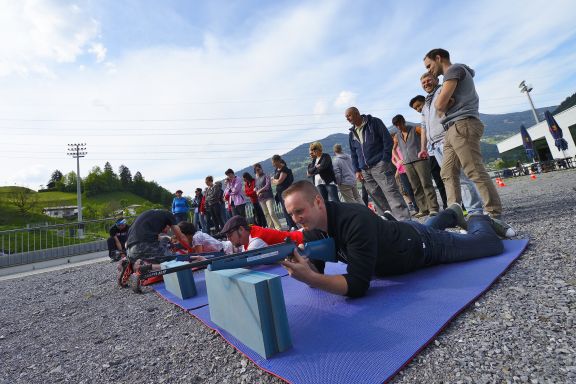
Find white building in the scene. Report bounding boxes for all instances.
[497,105,576,161]
[43,206,79,218]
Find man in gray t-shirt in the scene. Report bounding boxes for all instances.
[423,48,503,220]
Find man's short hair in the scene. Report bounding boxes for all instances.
[420,72,437,80]
[282,180,320,203]
[333,143,343,153]
[392,114,405,127]
[178,221,197,235]
[409,95,426,108]
[424,48,450,61]
[205,175,213,182]
[225,168,234,176]
[310,141,323,152]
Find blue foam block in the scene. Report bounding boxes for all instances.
[205,268,292,359]
[191,239,529,383]
[161,260,197,300]
[152,263,288,311]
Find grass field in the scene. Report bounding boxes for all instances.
[0,187,159,230]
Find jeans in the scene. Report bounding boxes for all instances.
[429,155,448,209]
[207,203,225,233]
[317,184,340,202]
[232,203,246,218]
[431,140,484,214]
[408,211,503,267]
[194,212,208,233]
[173,212,189,223]
[250,202,267,227]
[362,160,410,220]
[398,173,418,211]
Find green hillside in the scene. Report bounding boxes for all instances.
[0,188,159,230]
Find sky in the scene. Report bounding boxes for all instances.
[1,0,575,195]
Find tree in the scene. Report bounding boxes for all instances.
[102,162,120,192]
[119,165,132,190]
[9,191,38,214]
[83,166,106,197]
[63,171,79,193]
[48,169,64,190]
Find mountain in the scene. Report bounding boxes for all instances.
[236,107,556,180]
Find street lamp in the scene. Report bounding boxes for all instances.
[519,80,539,125]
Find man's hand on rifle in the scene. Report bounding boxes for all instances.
[280,247,318,285]
[189,255,207,263]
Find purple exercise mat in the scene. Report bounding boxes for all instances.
[189,239,529,384]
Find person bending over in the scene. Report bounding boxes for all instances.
[280,181,506,298]
[107,218,129,261]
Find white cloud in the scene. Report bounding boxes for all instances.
[0,0,575,195]
[0,0,101,77]
[88,43,107,63]
[334,91,356,108]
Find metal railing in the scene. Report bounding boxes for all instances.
[0,217,134,268]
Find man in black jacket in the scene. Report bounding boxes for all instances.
[280,181,504,298]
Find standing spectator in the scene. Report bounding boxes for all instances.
[332,144,362,204]
[243,172,267,227]
[224,169,246,217]
[391,135,419,213]
[254,163,282,230]
[392,114,439,217]
[107,218,130,261]
[345,107,411,220]
[410,74,483,214]
[171,190,190,223]
[271,155,297,229]
[306,147,321,185]
[307,142,339,202]
[204,176,225,234]
[409,94,448,210]
[423,48,502,217]
[191,188,208,233]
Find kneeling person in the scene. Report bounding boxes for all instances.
[107,218,129,261]
[280,181,504,298]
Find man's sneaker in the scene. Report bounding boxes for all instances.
[490,217,516,238]
[414,211,429,218]
[382,211,397,222]
[447,203,468,230]
[429,211,438,216]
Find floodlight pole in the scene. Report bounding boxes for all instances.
[67,143,87,238]
[519,81,539,125]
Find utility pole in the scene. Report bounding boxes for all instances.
[67,143,87,238]
[519,80,539,125]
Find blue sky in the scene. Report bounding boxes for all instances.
[0,0,575,193]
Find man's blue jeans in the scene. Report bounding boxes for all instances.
[408,210,503,266]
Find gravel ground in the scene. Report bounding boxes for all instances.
[1,169,574,384]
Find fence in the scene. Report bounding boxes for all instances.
[0,217,133,268]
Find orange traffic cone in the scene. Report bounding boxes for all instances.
[530,170,537,180]
[499,179,507,187]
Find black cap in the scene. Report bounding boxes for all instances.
[175,190,183,194]
[220,215,248,235]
